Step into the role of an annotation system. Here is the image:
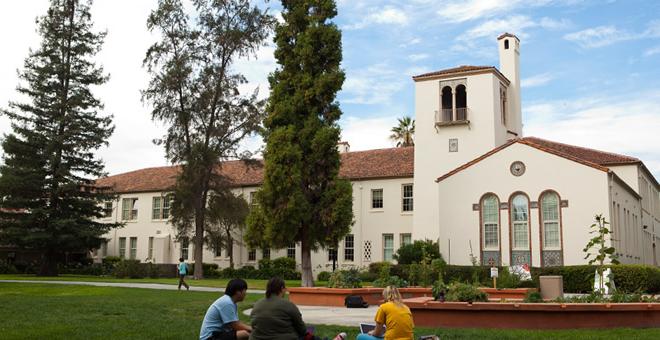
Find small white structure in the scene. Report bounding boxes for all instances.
[94,33,660,272]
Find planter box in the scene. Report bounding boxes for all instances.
[288,287,433,307]
[405,297,660,329]
[479,288,537,300]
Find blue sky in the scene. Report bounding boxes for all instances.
[0,0,658,178]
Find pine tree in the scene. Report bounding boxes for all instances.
[0,0,119,276]
[245,0,353,287]
[143,0,273,279]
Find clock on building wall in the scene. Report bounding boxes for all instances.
[510,161,526,176]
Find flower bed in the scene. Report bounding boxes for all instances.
[480,287,536,300]
[404,297,660,329]
[287,287,433,306]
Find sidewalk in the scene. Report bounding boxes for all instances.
[0,279,265,294]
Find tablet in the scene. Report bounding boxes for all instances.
[359,323,376,334]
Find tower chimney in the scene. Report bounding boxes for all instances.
[497,33,522,135]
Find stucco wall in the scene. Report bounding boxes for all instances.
[436,142,611,266]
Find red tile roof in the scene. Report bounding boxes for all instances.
[436,137,642,182]
[96,147,414,193]
[412,65,510,84]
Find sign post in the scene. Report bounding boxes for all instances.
[488,258,498,289]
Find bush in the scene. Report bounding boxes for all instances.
[358,270,378,283]
[393,239,442,264]
[317,271,331,282]
[189,263,220,278]
[497,267,522,289]
[0,260,18,274]
[113,260,144,278]
[373,275,409,288]
[59,263,105,276]
[445,282,488,303]
[327,269,362,288]
[523,291,543,303]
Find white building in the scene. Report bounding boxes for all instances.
[95,33,660,271]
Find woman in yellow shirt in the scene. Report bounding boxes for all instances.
[356,286,414,340]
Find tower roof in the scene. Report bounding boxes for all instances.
[497,32,520,41]
[412,65,510,84]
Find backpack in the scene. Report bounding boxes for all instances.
[344,295,368,308]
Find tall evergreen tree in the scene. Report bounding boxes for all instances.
[0,0,119,276]
[206,191,249,269]
[143,0,273,279]
[245,0,353,287]
[390,116,415,147]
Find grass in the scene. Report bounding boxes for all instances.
[0,274,306,290]
[1,282,659,339]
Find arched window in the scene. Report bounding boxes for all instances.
[455,84,467,120]
[510,193,531,266]
[441,86,453,122]
[540,191,563,266]
[481,194,500,265]
[504,39,509,49]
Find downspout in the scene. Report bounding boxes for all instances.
[607,172,614,255]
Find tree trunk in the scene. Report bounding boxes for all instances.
[194,209,205,280]
[301,240,314,287]
[37,249,58,277]
[227,232,234,269]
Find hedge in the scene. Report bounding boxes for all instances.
[531,265,660,294]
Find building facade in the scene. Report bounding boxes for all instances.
[94,33,660,272]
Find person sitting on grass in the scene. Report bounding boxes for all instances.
[249,277,308,340]
[177,257,189,291]
[199,278,252,340]
[356,286,414,340]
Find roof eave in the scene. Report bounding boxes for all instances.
[413,68,510,85]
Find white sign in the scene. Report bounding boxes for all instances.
[490,267,499,278]
[510,264,532,281]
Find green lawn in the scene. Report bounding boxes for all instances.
[1,282,659,339]
[0,274,307,290]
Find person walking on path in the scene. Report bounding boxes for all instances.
[356,286,414,340]
[200,278,252,340]
[177,257,189,291]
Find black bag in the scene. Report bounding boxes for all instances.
[344,295,368,308]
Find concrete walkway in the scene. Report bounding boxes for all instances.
[244,306,376,327]
[0,279,266,294]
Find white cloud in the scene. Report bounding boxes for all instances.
[564,21,660,49]
[344,6,409,30]
[460,15,569,42]
[408,53,430,61]
[437,0,557,23]
[524,91,660,178]
[339,115,400,151]
[342,63,407,105]
[521,73,554,88]
[644,46,660,57]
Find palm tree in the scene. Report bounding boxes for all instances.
[390,116,415,147]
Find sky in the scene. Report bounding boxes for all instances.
[0,0,659,179]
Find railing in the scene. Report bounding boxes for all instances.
[435,107,468,125]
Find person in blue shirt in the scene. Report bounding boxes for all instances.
[200,278,252,340]
[177,258,189,291]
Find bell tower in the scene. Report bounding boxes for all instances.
[411,34,522,245]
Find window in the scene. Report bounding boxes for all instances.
[504,39,509,49]
[400,233,412,247]
[372,189,383,209]
[344,234,354,261]
[129,237,137,259]
[103,201,113,218]
[152,196,171,220]
[181,238,189,260]
[500,87,507,125]
[402,184,413,212]
[248,249,256,262]
[287,243,296,259]
[363,240,372,262]
[328,247,337,262]
[383,234,394,261]
[262,248,270,260]
[511,194,530,250]
[215,239,222,257]
[119,238,126,258]
[148,237,154,259]
[541,192,561,249]
[481,195,499,250]
[122,198,138,220]
[249,191,258,209]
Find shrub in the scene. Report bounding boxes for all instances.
[373,275,409,288]
[497,267,522,289]
[317,271,331,282]
[445,282,488,303]
[407,263,421,286]
[358,270,378,283]
[393,239,442,264]
[113,260,144,278]
[189,263,220,277]
[0,260,17,274]
[327,269,362,288]
[432,281,447,301]
[531,265,660,294]
[523,291,543,303]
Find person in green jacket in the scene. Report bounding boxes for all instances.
[249,277,307,340]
